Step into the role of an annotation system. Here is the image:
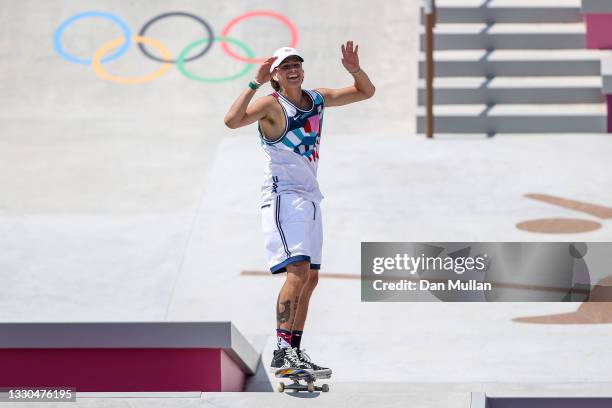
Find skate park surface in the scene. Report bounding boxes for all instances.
[1,0,612,406]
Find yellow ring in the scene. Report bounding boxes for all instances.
[92,35,171,84]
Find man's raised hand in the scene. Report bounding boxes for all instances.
[341,40,360,74]
[255,56,278,84]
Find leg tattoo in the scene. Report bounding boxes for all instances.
[277,299,291,324]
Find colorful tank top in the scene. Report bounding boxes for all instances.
[259,89,325,205]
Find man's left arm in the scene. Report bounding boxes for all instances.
[316,40,376,107]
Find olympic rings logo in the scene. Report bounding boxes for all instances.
[53,10,299,84]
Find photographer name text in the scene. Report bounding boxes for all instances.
[372,279,492,291]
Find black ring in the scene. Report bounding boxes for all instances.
[138,12,214,64]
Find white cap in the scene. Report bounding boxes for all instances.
[270,47,304,72]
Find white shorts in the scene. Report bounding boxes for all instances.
[261,193,322,274]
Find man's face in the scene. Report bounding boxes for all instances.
[273,56,304,88]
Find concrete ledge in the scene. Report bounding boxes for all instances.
[0,321,257,371]
[472,393,612,407]
[0,322,259,392]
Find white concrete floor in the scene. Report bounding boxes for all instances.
[16,384,612,408]
[1,0,612,405]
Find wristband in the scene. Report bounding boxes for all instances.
[349,69,361,75]
[248,81,261,90]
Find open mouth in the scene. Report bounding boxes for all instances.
[288,74,299,80]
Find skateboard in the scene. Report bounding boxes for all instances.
[275,368,329,393]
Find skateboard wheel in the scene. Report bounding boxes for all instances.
[277,382,285,393]
[307,382,315,392]
[321,384,329,392]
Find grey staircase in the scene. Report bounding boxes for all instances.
[418,0,607,135]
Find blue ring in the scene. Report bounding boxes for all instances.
[53,11,131,65]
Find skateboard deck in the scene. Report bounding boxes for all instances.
[275,368,329,393]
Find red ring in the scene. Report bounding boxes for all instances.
[220,11,298,64]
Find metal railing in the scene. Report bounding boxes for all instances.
[423,0,437,139]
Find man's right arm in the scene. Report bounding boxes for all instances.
[223,89,270,129]
[224,56,277,129]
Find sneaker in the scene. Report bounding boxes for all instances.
[296,348,332,378]
[270,347,313,374]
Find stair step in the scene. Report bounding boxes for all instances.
[427,0,581,24]
[420,23,585,50]
[417,76,604,104]
[419,49,603,77]
[416,104,607,133]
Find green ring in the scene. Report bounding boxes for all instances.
[177,36,254,83]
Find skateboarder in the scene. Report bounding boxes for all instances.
[224,41,375,377]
